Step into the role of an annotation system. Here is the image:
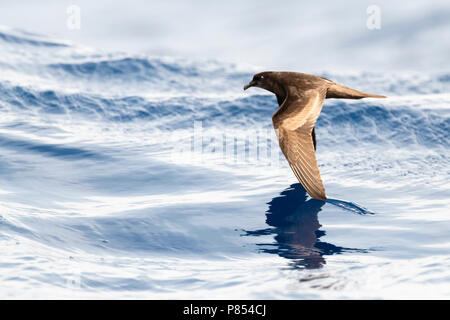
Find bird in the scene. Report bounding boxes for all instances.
[243,71,386,201]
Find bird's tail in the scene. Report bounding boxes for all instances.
[326,82,386,99]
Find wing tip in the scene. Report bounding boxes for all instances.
[307,188,327,201]
[310,194,327,201]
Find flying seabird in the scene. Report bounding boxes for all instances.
[244,71,386,201]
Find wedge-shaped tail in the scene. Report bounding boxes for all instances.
[326,82,386,99]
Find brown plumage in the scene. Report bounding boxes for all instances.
[244,71,386,201]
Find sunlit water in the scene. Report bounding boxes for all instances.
[0,26,449,299]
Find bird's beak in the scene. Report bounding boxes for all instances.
[243,80,256,90]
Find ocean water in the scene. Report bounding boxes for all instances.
[0,26,449,299]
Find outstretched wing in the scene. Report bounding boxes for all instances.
[273,89,327,200]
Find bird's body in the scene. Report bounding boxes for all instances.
[244,71,386,201]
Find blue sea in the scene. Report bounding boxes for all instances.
[0,26,449,299]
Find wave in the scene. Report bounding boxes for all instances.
[47,58,199,79]
[317,99,450,148]
[1,76,448,149]
[0,134,106,160]
[1,28,449,97]
[0,31,67,48]
[0,26,69,48]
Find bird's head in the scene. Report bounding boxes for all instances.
[243,72,276,92]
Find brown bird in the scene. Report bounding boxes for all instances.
[244,71,386,201]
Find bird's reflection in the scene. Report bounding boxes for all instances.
[245,183,364,269]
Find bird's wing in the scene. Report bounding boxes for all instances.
[272,89,327,200]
